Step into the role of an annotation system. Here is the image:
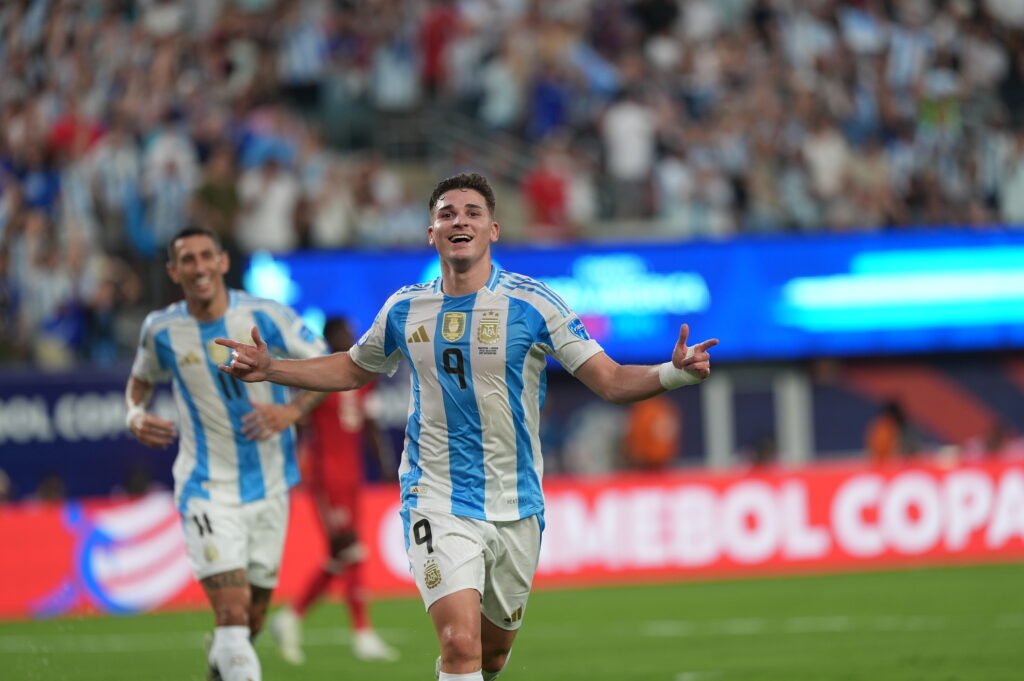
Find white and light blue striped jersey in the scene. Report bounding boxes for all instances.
[130,290,327,511]
[349,267,604,522]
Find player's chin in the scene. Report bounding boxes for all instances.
[443,241,479,258]
[187,288,216,304]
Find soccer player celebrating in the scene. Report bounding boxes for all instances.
[125,226,328,681]
[217,173,718,680]
[270,317,399,664]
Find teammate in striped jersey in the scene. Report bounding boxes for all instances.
[125,226,328,681]
[217,173,718,681]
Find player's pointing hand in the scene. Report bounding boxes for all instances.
[216,325,271,382]
[672,323,719,382]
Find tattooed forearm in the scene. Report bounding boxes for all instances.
[202,569,248,590]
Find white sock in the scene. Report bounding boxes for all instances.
[212,625,262,681]
[438,672,484,680]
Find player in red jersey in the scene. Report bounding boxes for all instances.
[270,318,399,664]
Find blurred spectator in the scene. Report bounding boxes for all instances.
[191,144,242,285]
[562,402,626,476]
[0,468,11,505]
[998,129,1024,224]
[3,0,1024,370]
[803,111,851,210]
[622,394,681,471]
[419,0,459,97]
[87,116,141,252]
[526,58,574,142]
[143,112,199,202]
[736,432,779,471]
[865,399,918,466]
[14,211,82,367]
[18,146,61,217]
[112,464,165,499]
[371,19,422,113]
[237,155,302,253]
[521,140,576,242]
[960,421,1024,463]
[741,133,786,233]
[307,160,357,248]
[31,472,66,504]
[751,434,779,469]
[477,38,524,131]
[350,154,423,247]
[276,1,329,117]
[375,188,426,247]
[601,88,657,218]
[146,156,191,248]
[998,53,1024,128]
[82,253,142,365]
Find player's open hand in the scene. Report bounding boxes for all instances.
[242,400,300,441]
[672,323,719,382]
[215,326,271,382]
[128,412,177,449]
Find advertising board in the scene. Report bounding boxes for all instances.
[2,461,1021,619]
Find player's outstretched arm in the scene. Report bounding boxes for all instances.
[574,323,718,404]
[216,326,378,392]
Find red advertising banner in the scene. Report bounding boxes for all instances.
[2,460,1022,619]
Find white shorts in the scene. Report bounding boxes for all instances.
[180,494,289,589]
[406,508,542,631]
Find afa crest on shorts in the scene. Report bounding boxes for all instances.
[442,312,467,342]
[424,558,443,589]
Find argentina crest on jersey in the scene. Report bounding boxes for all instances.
[477,311,501,344]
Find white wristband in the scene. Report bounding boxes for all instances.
[125,404,146,430]
[658,346,703,390]
[658,362,702,390]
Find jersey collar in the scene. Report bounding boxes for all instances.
[433,265,503,295]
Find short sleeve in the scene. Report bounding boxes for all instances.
[130,315,171,384]
[546,310,603,374]
[348,299,403,377]
[275,304,328,360]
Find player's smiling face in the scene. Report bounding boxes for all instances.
[167,234,229,306]
[427,188,499,268]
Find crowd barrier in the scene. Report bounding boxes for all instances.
[2,460,1021,619]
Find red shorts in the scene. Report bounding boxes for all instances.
[310,482,360,535]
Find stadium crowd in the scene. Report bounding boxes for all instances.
[2,0,1024,367]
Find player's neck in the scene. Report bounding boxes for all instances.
[440,259,492,297]
[186,290,229,322]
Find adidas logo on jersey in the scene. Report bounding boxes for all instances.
[408,326,431,343]
[180,351,202,366]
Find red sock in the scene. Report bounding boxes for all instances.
[343,561,370,630]
[294,566,334,617]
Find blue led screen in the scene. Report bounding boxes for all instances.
[244,230,1024,364]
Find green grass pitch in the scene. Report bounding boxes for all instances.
[1,563,1021,680]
